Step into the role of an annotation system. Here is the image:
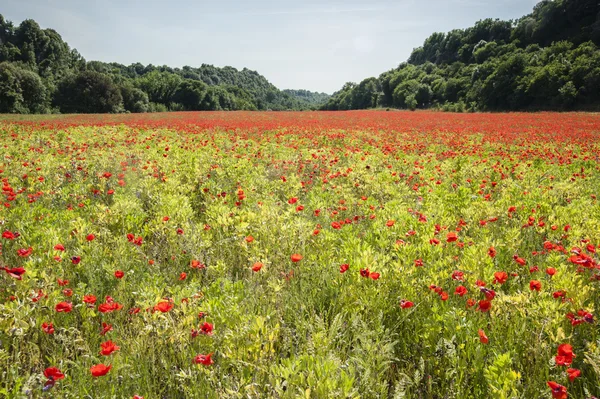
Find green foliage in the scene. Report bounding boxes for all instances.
[54,70,123,113]
[0,14,330,114]
[323,0,600,111]
[0,61,48,113]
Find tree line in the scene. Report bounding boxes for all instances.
[0,15,329,114]
[322,0,600,111]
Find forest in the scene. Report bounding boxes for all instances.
[322,0,600,111]
[0,14,328,113]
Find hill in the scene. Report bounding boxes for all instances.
[322,0,600,111]
[0,14,329,114]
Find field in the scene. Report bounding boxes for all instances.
[1,110,600,399]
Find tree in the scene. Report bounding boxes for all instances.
[0,61,48,113]
[54,70,123,113]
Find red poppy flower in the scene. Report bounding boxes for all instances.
[529,280,542,291]
[478,329,488,344]
[98,302,123,313]
[193,353,213,366]
[154,301,173,313]
[477,300,491,312]
[100,322,113,335]
[245,235,254,243]
[86,234,95,241]
[290,254,302,262]
[555,343,575,366]
[513,255,526,266]
[114,270,124,279]
[17,247,33,257]
[446,232,458,242]
[400,299,414,309]
[252,262,263,272]
[546,267,556,276]
[369,272,380,280]
[190,260,205,269]
[2,266,26,280]
[454,285,468,297]
[2,231,17,240]
[339,264,349,273]
[42,322,54,334]
[90,364,112,377]
[493,271,508,284]
[386,220,395,227]
[547,381,567,399]
[44,367,65,381]
[54,244,65,251]
[71,256,81,264]
[360,268,370,278]
[179,272,187,280]
[200,322,214,335]
[451,271,464,281]
[99,340,120,356]
[566,368,580,382]
[55,301,73,313]
[83,295,97,305]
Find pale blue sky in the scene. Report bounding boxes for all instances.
[3,0,539,93]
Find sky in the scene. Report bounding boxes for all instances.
[3,0,540,93]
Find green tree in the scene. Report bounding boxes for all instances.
[54,70,123,113]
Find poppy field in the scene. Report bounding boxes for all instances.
[1,110,600,399]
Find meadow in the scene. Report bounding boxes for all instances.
[1,111,599,399]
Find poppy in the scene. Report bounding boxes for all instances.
[190,260,205,269]
[555,343,575,366]
[179,272,187,280]
[493,271,508,285]
[54,244,65,251]
[245,235,254,243]
[446,232,458,242]
[90,364,112,377]
[2,266,26,280]
[2,231,17,240]
[100,322,113,335]
[547,381,567,399]
[400,299,414,309]
[529,280,542,291]
[252,262,263,272]
[98,302,123,313]
[454,286,468,296]
[513,255,526,266]
[42,322,54,334]
[386,220,395,227]
[360,268,370,278]
[566,368,580,382]
[71,256,81,264]
[86,234,95,241]
[451,271,464,281]
[193,353,213,366]
[44,367,65,381]
[339,264,349,273]
[369,272,380,280]
[83,295,97,305]
[114,270,124,279]
[478,329,489,344]
[290,254,302,262]
[477,300,491,312]
[154,301,173,313]
[17,247,33,257]
[200,322,214,335]
[55,302,73,313]
[100,340,120,356]
[546,267,556,276]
